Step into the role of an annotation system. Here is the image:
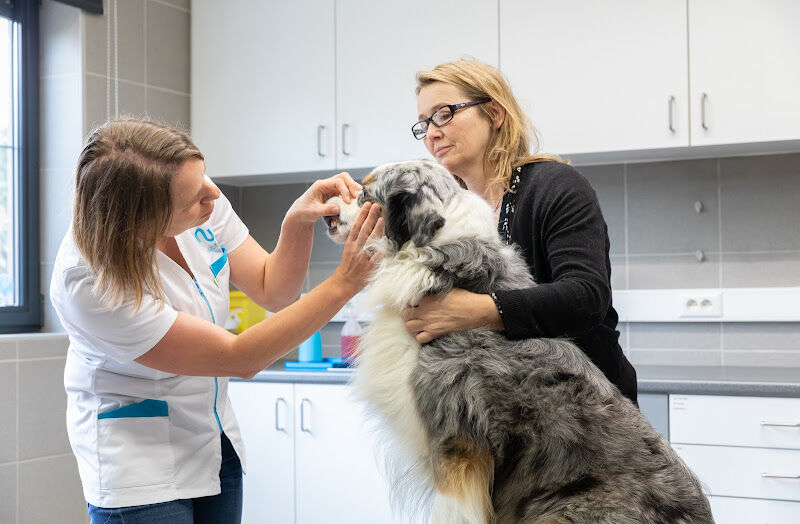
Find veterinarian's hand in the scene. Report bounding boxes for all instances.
[331,202,384,296]
[402,289,504,343]
[286,172,362,224]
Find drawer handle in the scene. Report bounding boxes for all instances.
[300,398,312,433]
[760,421,800,427]
[317,125,327,157]
[342,123,351,156]
[761,473,800,479]
[668,95,676,133]
[274,397,288,432]
[700,92,709,130]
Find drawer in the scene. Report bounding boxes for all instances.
[670,395,800,448]
[673,444,800,501]
[710,495,800,524]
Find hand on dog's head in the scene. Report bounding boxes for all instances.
[322,160,459,250]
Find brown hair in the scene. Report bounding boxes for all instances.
[416,59,566,194]
[72,118,203,310]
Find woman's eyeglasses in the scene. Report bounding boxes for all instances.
[412,99,491,140]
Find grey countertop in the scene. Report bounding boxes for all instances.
[237,363,800,397]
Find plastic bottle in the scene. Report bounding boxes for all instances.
[340,305,362,360]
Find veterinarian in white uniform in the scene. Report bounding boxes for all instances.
[51,119,383,524]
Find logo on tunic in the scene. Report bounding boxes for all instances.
[195,228,227,288]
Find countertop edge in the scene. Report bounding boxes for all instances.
[235,369,800,397]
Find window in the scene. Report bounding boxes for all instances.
[0,0,40,332]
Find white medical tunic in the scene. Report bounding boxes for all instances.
[51,188,250,508]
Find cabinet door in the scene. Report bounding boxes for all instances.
[710,496,800,524]
[336,0,499,170]
[228,381,295,524]
[294,383,404,523]
[670,395,800,449]
[672,444,800,501]
[191,0,336,178]
[689,0,800,146]
[500,0,689,155]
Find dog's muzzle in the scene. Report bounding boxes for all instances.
[323,214,341,235]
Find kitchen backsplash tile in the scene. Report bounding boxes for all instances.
[609,255,626,290]
[629,322,721,350]
[117,80,147,119]
[630,348,722,367]
[723,350,800,368]
[628,253,720,289]
[18,454,85,524]
[146,87,191,131]
[84,74,108,135]
[18,359,72,460]
[0,339,16,361]
[720,153,800,252]
[0,464,16,524]
[581,163,625,255]
[627,159,719,255]
[238,183,306,252]
[722,252,800,287]
[722,322,800,350]
[146,0,190,93]
[0,362,17,464]
[116,0,146,84]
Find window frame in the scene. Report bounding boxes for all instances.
[0,0,41,333]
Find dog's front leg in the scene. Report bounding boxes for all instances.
[430,438,495,524]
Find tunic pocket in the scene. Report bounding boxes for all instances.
[97,399,175,490]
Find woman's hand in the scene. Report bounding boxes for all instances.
[402,289,504,343]
[331,202,384,296]
[286,172,362,224]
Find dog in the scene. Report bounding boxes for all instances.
[324,160,714,524]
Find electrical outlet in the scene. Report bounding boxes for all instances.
[679,292,722,318]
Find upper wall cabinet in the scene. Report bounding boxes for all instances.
[688,0,800,146]
[335,0,499,170]
[499,0,690,156]
[191,0,336,178]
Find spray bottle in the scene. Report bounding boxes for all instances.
[340,304,362,361]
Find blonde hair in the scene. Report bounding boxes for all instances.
[72,118,204,310]
[416,59,565,194]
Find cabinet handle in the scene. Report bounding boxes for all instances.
[342,123,351,156]
[668,96,676,133]
[317,125,326,157]
[274,397,288,432]
[700,92,709,130]
[760,421,800,427]
[300,398,312,433]
[761,473,800,479]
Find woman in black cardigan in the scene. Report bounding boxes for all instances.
[404,59,637,403]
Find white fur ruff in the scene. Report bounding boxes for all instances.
[351,190,497,523]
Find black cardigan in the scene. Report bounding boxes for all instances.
[492,161,637,403]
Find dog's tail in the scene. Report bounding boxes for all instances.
[431,438,495,524]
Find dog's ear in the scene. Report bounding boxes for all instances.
[384,188,445,248]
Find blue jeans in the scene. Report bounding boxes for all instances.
[88,432,243,524]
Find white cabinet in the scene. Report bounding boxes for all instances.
[335,0,498,169]
[294,384,398,523]
[709,496,800,524]
[228,380,405,524]
[670,394,800,523]
[192,1,800,180]
[191,0,336,179]
[192,1,497,180]
[688,0,800,146]
[499,0,690,155]
[227,381,295,523]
